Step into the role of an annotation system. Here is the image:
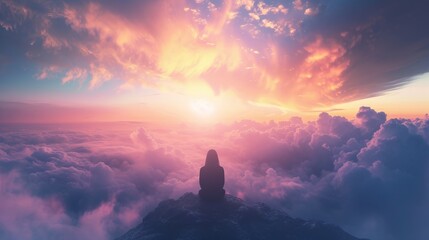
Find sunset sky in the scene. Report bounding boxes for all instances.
[1,0,428,123]
[1,1,429,240]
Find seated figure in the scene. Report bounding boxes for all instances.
[199,149,225,201]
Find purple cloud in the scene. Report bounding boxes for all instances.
[1,108,429,240]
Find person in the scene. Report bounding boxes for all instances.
[199,149,225,201]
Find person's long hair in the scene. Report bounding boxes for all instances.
[205,149,219,167]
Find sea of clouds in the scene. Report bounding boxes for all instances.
[1,107,428,240]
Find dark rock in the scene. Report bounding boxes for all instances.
[116,193,368,240]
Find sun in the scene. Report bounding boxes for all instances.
[190,99,215,117]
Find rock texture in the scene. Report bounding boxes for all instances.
[116,193,367,240]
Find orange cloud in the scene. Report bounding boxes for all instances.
[7,0,353,110]
[297,36,349,104]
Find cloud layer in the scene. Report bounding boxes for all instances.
[0,107,428,240]
[1,0,429,107]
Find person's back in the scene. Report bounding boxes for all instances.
[199,149,225,201]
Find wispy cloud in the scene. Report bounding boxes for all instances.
[1,0,429,108]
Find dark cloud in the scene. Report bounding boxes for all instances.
[308,0,429,99]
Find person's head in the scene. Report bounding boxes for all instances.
[205,149,219,167]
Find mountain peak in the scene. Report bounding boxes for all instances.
[116,193,366,240]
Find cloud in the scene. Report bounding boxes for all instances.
[0,125,193,239]
[2,0,429,108]
[230,109,429,240]
[0,107,429,240]
[130,127,157,150]
[355,106,387,136]
[212,107,429,240]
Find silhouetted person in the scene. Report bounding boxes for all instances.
[199,149,225,201]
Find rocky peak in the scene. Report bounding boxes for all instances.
[116,193,367,240]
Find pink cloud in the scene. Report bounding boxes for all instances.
[0,0,361,109]
[0,107,429,240]
[2,0,429,113]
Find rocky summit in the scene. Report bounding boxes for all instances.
[116,193,367,240]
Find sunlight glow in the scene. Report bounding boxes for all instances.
[190,99,215,117]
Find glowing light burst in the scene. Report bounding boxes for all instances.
[190,99,215,117]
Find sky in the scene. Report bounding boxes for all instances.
[1,1,429,240]
[1,0,429,122]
